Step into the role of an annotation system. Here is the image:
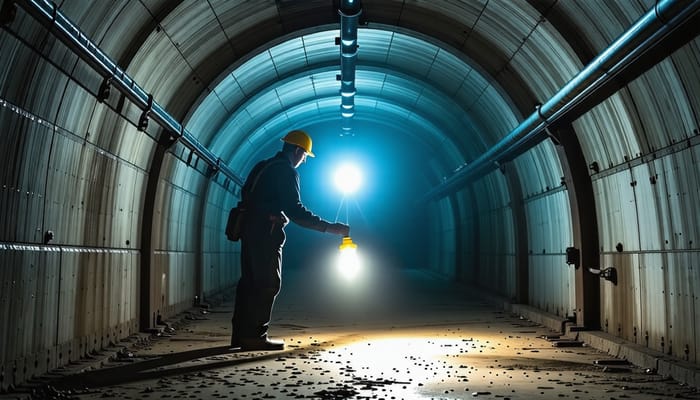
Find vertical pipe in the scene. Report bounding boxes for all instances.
[338,0,361,136]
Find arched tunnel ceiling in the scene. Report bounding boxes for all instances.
[188,28,497,173]
[106,0,592,180]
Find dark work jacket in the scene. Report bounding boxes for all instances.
[242,151,330,232]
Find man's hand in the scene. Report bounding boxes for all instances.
[326,222,350,236]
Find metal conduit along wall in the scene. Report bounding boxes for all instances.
[420,0,700,202]
[19,0,249,328]
[11,0,246,329]
[0,1,243,389]
[14,0,243,186]
[432,0,700,364]
[413,0,700,338]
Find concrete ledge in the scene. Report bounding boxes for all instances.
[658,357,700,389]
[575,330,700,388]
[470,288,570,334]
[575,330,655,367]
[471,286,700,389]
[512,306,700,388]
[509,304,570,334]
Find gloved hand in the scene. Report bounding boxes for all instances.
[326,222,350,236]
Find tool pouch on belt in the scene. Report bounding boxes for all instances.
[225,202,245,241]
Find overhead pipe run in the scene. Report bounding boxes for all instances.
[420,0,700,202]
[15,0,244,186]
[337,0,361,136]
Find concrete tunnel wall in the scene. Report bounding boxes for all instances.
[1,0,700,390]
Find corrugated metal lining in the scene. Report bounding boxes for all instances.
[0,3,239,386]
[594,139,700,362]
[467,171,516,299]
[525,189,574,317]
[202,180,241,300]
[0,246,138,388]
[426,197,457,279]
[2,0,700,389]
[0,96,147,249]
[513,142,564,198]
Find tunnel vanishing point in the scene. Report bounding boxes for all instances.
[1,0,700,392]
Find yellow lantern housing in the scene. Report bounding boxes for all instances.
[337,236,360,280]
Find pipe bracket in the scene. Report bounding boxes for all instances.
[137,94,153,132]
[97,77,112,103]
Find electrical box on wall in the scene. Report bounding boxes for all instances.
[566,247,580,268]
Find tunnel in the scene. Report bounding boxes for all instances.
[1,0,700,398]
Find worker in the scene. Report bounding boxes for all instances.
[231,129,350,351]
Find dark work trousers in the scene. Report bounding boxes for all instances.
[231,216,286,341]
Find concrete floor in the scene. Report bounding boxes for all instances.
[7,263,700,400]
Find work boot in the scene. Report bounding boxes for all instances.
[239,336,285,351]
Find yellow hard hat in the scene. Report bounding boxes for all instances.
[281,130,315,157]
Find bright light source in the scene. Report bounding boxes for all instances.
[334,163,362,195]
[337,236,361,281]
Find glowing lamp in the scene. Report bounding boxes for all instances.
[334,163,362,195]
[337,236,360,280]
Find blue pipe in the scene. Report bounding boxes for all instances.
[17,0,244,186]
[421,0,700,202]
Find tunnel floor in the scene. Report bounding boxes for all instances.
[11,264,700,400]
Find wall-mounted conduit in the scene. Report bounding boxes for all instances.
[15,0,244,186]
[420,0,700,202]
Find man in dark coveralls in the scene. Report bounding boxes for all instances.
[231,130,350,351]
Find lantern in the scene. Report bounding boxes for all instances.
[337,236,360,280]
